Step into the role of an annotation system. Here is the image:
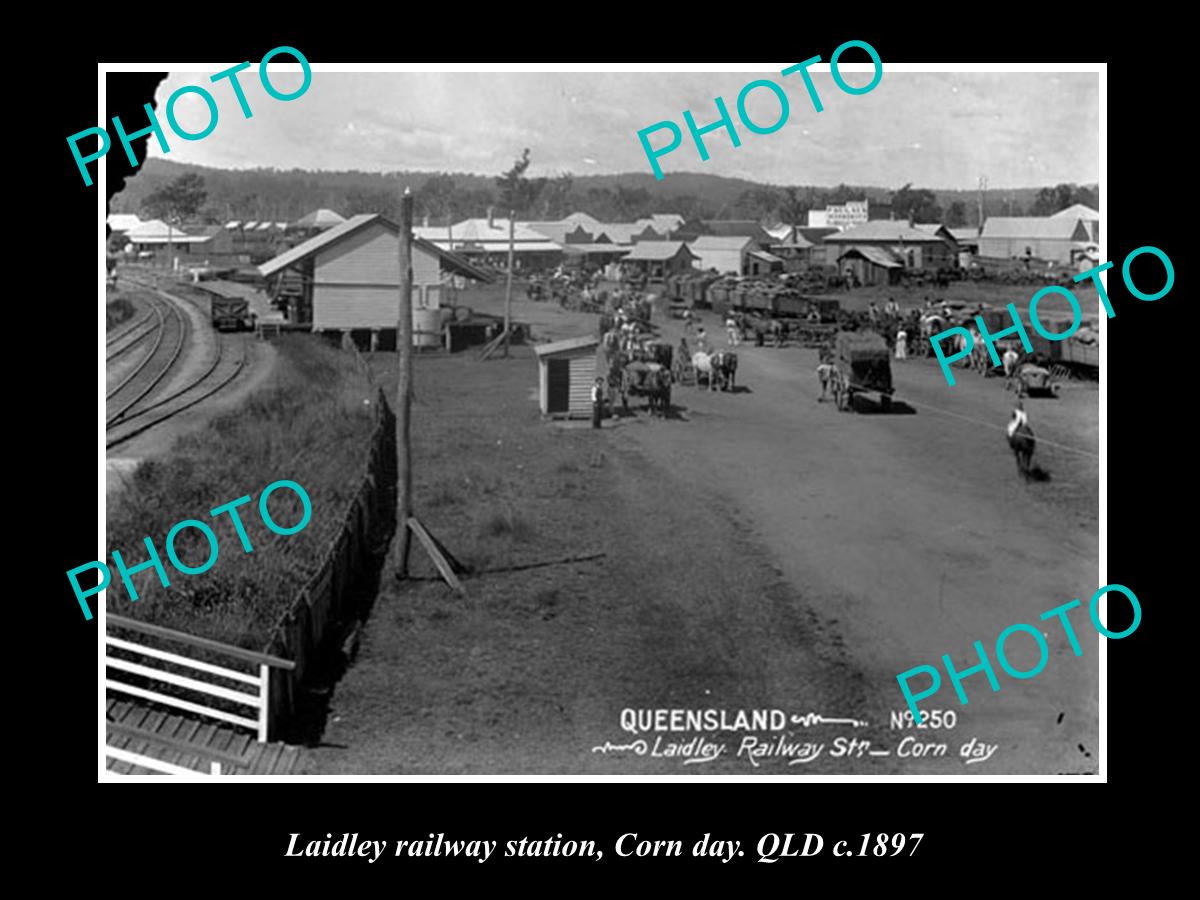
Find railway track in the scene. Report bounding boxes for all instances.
[107,273,251,450]
[106,315,161,362]
[107,309,156,347]
[106,293,188,423]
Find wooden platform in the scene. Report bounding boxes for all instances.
[106,698,303,776]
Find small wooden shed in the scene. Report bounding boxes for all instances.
[534,335,601,418]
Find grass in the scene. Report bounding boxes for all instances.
[106,298,136,331]
[105,335,376,650]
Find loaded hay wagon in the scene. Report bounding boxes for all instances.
[830,330,894,412]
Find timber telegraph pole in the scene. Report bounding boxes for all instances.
[395,187,415,577]
[504,210,515,357]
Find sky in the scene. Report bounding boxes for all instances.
[146,69,1100,190]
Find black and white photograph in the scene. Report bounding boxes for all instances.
[96,61,1103,778]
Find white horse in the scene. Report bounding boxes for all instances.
[693,351,716,390]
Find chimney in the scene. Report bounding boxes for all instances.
[487,206,495,229]
[423,214,429,228]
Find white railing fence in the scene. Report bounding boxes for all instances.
[106,614,296,743]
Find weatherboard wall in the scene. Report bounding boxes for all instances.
[311,219,442,331]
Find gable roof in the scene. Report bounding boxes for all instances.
[258,214,493,281]
[624,240,697,261]
[1051,203,1099,221]
[633,213,685,236]
[980,216,1091,240]
[689,235,756,251]
[949,227,980,243]
[824,221,947,242]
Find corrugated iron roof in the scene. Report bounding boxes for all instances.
[534,334,601,356]
[980,216,1091,240]
[825,221,946,242]
[623,241,696,261]
[837,245,903,267]
[258,214,493,282]
[449,218,553,243]
[689,235,755,251]
[292,208,346,229]
[1051,203,1099,221]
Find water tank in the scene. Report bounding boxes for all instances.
[413,308,442,348]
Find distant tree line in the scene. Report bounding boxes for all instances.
[114,159,1098,231]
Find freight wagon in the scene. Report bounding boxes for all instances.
[194,281,256,332]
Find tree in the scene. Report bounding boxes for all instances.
[778,187,809,226]
[414,174,456,223]
[1030,182,1094,216]
[945,201,967,227]
[539,173,574,219]
[345,187,396,218]
[142,173,208,221]
[891,183,942,223]
[495,148,545,217]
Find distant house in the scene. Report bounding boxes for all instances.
[746,250,785,277]
[688,235,757,275]
[912,223,959,247]
[794,227,840,267]
[836,246,904,286]
[534,335,602,419]
[258,213,492,346]
[107,213,144,236]
[978,216,1093,264]
[823,221,957,270]
[125,220,222,265]
[675,220,773,248]
[1051,203,1100,242]
[292,208,346,231]
[769,233,815,271]
[621,241,699,279]
[422,215,563,270]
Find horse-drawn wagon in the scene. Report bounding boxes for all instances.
[829,330,894,411]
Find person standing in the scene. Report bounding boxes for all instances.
[725,313,740,346]
[591,377,605,429]
[895,327,908,360]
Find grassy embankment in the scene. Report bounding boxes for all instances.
[105,335,376,650]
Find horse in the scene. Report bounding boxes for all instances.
[692,351,715,390]
[646,366,673,418]
[711,351,738,392]
[1006,404,1036,480]
[816,362,836,401]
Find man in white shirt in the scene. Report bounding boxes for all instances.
[592,378,605,429]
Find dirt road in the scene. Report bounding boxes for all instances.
[613,317,1099,773]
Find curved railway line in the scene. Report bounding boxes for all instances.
[106,293,188,422]
[107,308,156,346]
[106,273,253,450]
[106,315,161,363]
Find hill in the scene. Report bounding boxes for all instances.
[110,158,1097,228]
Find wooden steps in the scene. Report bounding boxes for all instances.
[106,698,303,776]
